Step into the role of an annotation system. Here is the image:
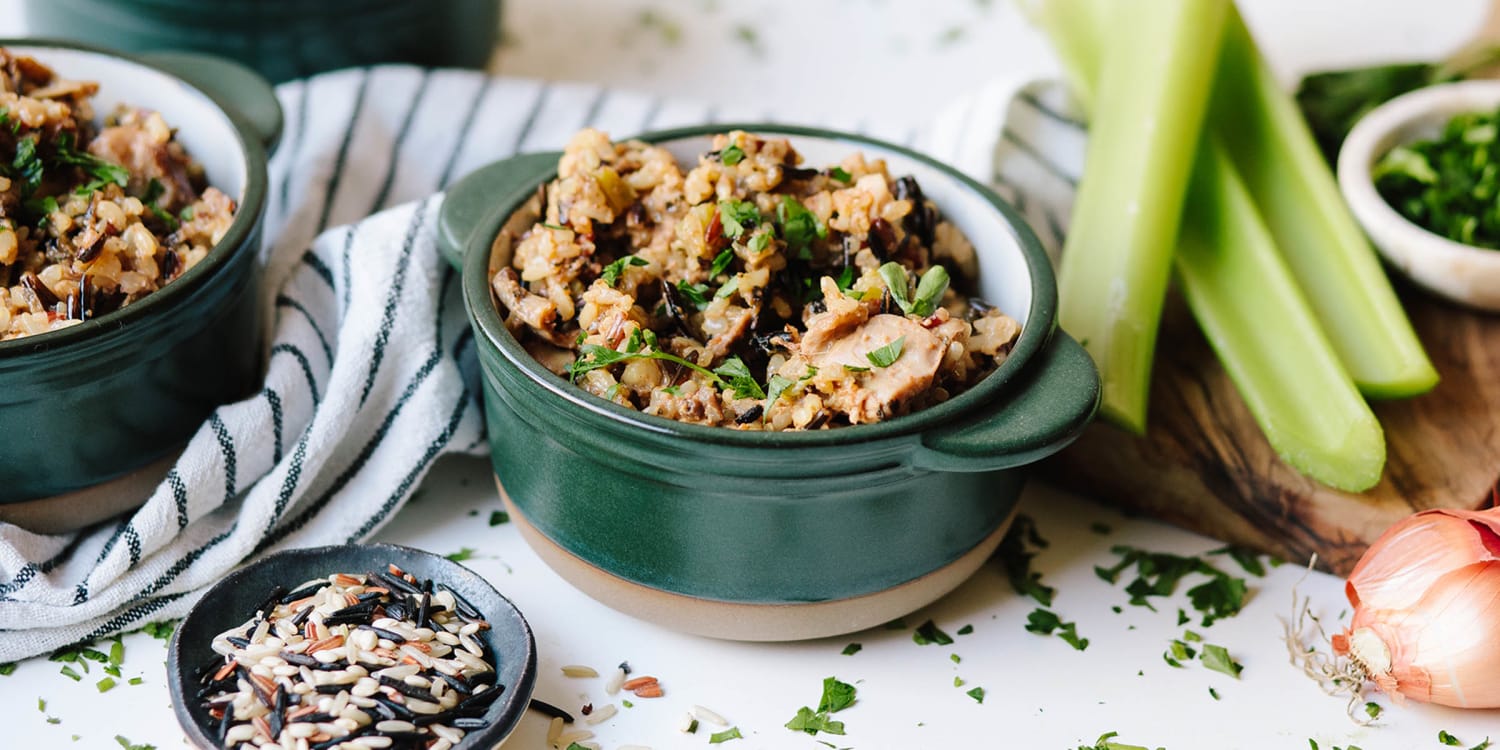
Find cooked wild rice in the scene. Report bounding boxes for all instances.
[0,48,237,341]
[490,129,1021,431]
[193,565,502,750]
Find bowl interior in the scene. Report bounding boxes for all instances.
[7,44,249,203]
[167,543,536,750]
[652,134,1035,326]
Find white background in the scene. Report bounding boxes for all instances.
[2,1,1497,748]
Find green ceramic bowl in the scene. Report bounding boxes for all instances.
[439,126,1100,640]
[0,41,280,528]
[23,0,501,84]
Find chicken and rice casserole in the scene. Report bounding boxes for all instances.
[492,129,1022,431]
[0,49,237,341]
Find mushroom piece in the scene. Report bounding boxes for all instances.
[491,267,574,346]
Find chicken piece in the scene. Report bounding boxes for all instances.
[801,311,944,422]
[87,110,197,208]
[492,267,572,345]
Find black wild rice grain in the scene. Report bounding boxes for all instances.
[528,697,574,723]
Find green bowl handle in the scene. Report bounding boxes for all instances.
[437,152,562,271]
[140,51,283,154]
[912,329,1100,472]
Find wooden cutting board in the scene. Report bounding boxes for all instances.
[1042,287,1500,576]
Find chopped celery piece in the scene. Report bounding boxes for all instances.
[1056,0,1231,432]
[1177,141,1385,491]
[1209,8,1437,398]
[1015,0,1110,116]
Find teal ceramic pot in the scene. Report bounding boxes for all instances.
[23,0,501,84]
[0,42,279,528]
[439,126,1100,640]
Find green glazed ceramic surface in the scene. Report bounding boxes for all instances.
[23,0,501,83]
[0,41,278,504]
[442,125,1099,605]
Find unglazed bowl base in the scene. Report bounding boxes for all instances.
[0,452,175,533]
[498,474,1014,641]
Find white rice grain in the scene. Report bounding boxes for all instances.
[583,703,617,725]
[691,704,729,726]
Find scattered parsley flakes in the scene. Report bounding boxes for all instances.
[719,144,745,166]
[1079,732,1155,750]
[950,653,961,664]
[488,510,510,526]
[444,547,476,563]
[709,248,735,278]
[96,677,116,693]
[1208,545,1268,577]
[744,231,772,254]
[841,643,862,656]
[957,624,974,635]
[786,706,844,736]
[877,262,950,317]
[600,254,648,287]
[718,198,760,239]
[712,356,766,399]
[115,737,156,750]
[676,279,712,309]
[1209,687,1220,700]
[139,621,176,642]
[708,727,743,744]
[843,364,870,373]
[996,514,1054,606]
[912,619,953,646]
[829,167,852,183]
[953,676,965,687]
[819,677,857,713]
[1363,702,1381,720]
[1439,731,1462,746]
[1200,643,1243,679]
[1024,608,1089,651]
[0,662,15,676]
[786,676,856,737]
[865,336,905,368]
[966,686,985,703]
[1096,545,1248,626]
[621,699,634,708]
[776,195,825,257]
[128,677,143,686]
[765,374,795,416]
[60,666,81,682]
[715,276,740,300]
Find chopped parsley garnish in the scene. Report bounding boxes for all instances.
[950,653,961,664]
[956,624,974,635]
[115,737,156,750]
[878,262,950,317]
[776,195,826,257]
[444,547,476,562]
[786,677,856,737]
[719,144,745,166]
[744,231,772,254]
[713,356,766,399]
[1095,545,1248,626]
[55,133,129,195]
[765,374,795,415]
[541,222,569,231]
[1439,731,1462,746]
[843,364,870,373]
[709,248,735,277]
[1079,732,1154,750]
[600,254,648,287]
[1025,608,1089,651]
[865,336,905,368]
[0,662,15,676]
[676,280,712,309]
[1363,702,1382,720]
[835,264,857,292]
[718,199,760,239]
[23,195,58,221]
[1208,546,1267,577]
[10,134,44,196]
[840,643,861,656]
[829,167,852,183]
[567,336,721,389]
[97,676,117,693]
[953,676,965,687]
[139,621,175,642]
[128,677,143,686]
[1374,105,1500,249]
[661,385,682,396]
[708,727,743,744]
[142,178,179,230]
[912,619,954,646]
[1200,643,1243,679]
[488,510,510,526]
[996,514,1054,606]
[715,276,740,300]
[965,686,985,703]
[60,666,82,682]
[1209,687,1220,700]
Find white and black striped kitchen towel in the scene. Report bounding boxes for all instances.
[0,66,1081,661]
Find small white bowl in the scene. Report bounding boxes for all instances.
[1338,80,1500,311]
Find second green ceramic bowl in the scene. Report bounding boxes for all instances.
[0,41,280,526]
[439,126,1100,639]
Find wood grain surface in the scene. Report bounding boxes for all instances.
[1043,289,1500,575]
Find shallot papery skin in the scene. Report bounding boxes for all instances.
[1331,507,1500,708]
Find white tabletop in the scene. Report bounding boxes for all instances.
[4,1,1497,748]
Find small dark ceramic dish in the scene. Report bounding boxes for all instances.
[0,41,279,528]
[167,543,537,750]
[23,0,501,84]
[439,125,1100,640]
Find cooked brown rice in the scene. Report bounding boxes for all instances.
[0,48,237,341]
[491,129,1021,431]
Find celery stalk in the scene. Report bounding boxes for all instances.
[1056,0,1230,433]
[1177,141,1385,491]
[1209,8,1437,397]
[1029,0,1387,489]
[1014,0,1110,117]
